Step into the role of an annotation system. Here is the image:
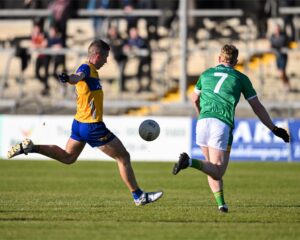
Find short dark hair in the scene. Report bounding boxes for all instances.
[88,39,110,57]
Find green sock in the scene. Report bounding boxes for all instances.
[214,190,226,207]
[191,158,203,170]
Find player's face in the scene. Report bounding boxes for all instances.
[94,50,109,69]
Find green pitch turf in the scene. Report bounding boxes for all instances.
[0,160,299,240]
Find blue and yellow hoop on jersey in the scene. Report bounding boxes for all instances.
[74,62,104,123]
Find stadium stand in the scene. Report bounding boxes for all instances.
[0,0,300,118]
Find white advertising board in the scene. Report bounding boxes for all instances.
[0,115,191,161]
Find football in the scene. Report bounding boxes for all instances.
[139,119,160,141]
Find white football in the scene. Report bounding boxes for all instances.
[139,119,160,141]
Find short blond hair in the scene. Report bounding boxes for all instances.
[220,44,238,64]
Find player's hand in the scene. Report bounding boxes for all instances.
[272,126,290,143]
[57,73,69,83]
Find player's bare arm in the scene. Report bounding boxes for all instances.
[248,96,275,130]
[57,72,85,85]
[191,91,200,116]
[68,72,85,84]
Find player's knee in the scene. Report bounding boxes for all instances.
[211,174,222,181]
[117,151,131,166]
[63,155,77,165]
[212,165,224,180]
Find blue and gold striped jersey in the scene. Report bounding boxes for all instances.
[74,62,103,123]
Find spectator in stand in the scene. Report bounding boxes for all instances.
[120,0,138,34]
[156,0,179,37]
[30,20,49,96]
[107,25,128,92]
[257,0,279,39]
[24,0,45,27]
[281,0,296,42]
[137,0,158,41]
[270,24,292,92]
[123,27,152,92]
[24,0,43,8]
[87,0,113,39]
[48,0,72,47]
[44,24,67,94]
[33,24,66,96]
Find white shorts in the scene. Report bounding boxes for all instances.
[196,118,231,151]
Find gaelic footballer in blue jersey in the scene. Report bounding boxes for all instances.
[7,39,163,206]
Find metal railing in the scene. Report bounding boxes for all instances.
[0,8,244,18]
[0,6,297,18]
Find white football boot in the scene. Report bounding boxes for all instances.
[7,139,34,159]
[219,204,229,213]
[134,191,163,206]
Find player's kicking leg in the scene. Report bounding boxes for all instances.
[7,138,85,165]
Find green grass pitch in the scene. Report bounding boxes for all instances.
[0,160,299,240]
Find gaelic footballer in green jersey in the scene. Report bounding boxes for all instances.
[173,44,290,213]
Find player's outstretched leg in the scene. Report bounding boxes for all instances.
[173,152,190,175]
[7,139,34,159]
[134,191,163,206]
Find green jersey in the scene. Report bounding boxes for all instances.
[195,64,257,127]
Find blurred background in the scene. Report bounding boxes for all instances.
[0,0,300,118]
[1,0,300,161]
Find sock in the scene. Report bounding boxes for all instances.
[214,190,226,208]
[132,188,143,200]
[191,158,203,170]
[31,145,40,153]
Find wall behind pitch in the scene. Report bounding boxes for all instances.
[0,115,191,161]
[1,115,299,161]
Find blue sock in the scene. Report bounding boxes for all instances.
[132,188,143,200]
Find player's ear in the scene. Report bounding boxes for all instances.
[218,56,221,63]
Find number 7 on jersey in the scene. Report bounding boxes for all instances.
[213,72,228,93]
